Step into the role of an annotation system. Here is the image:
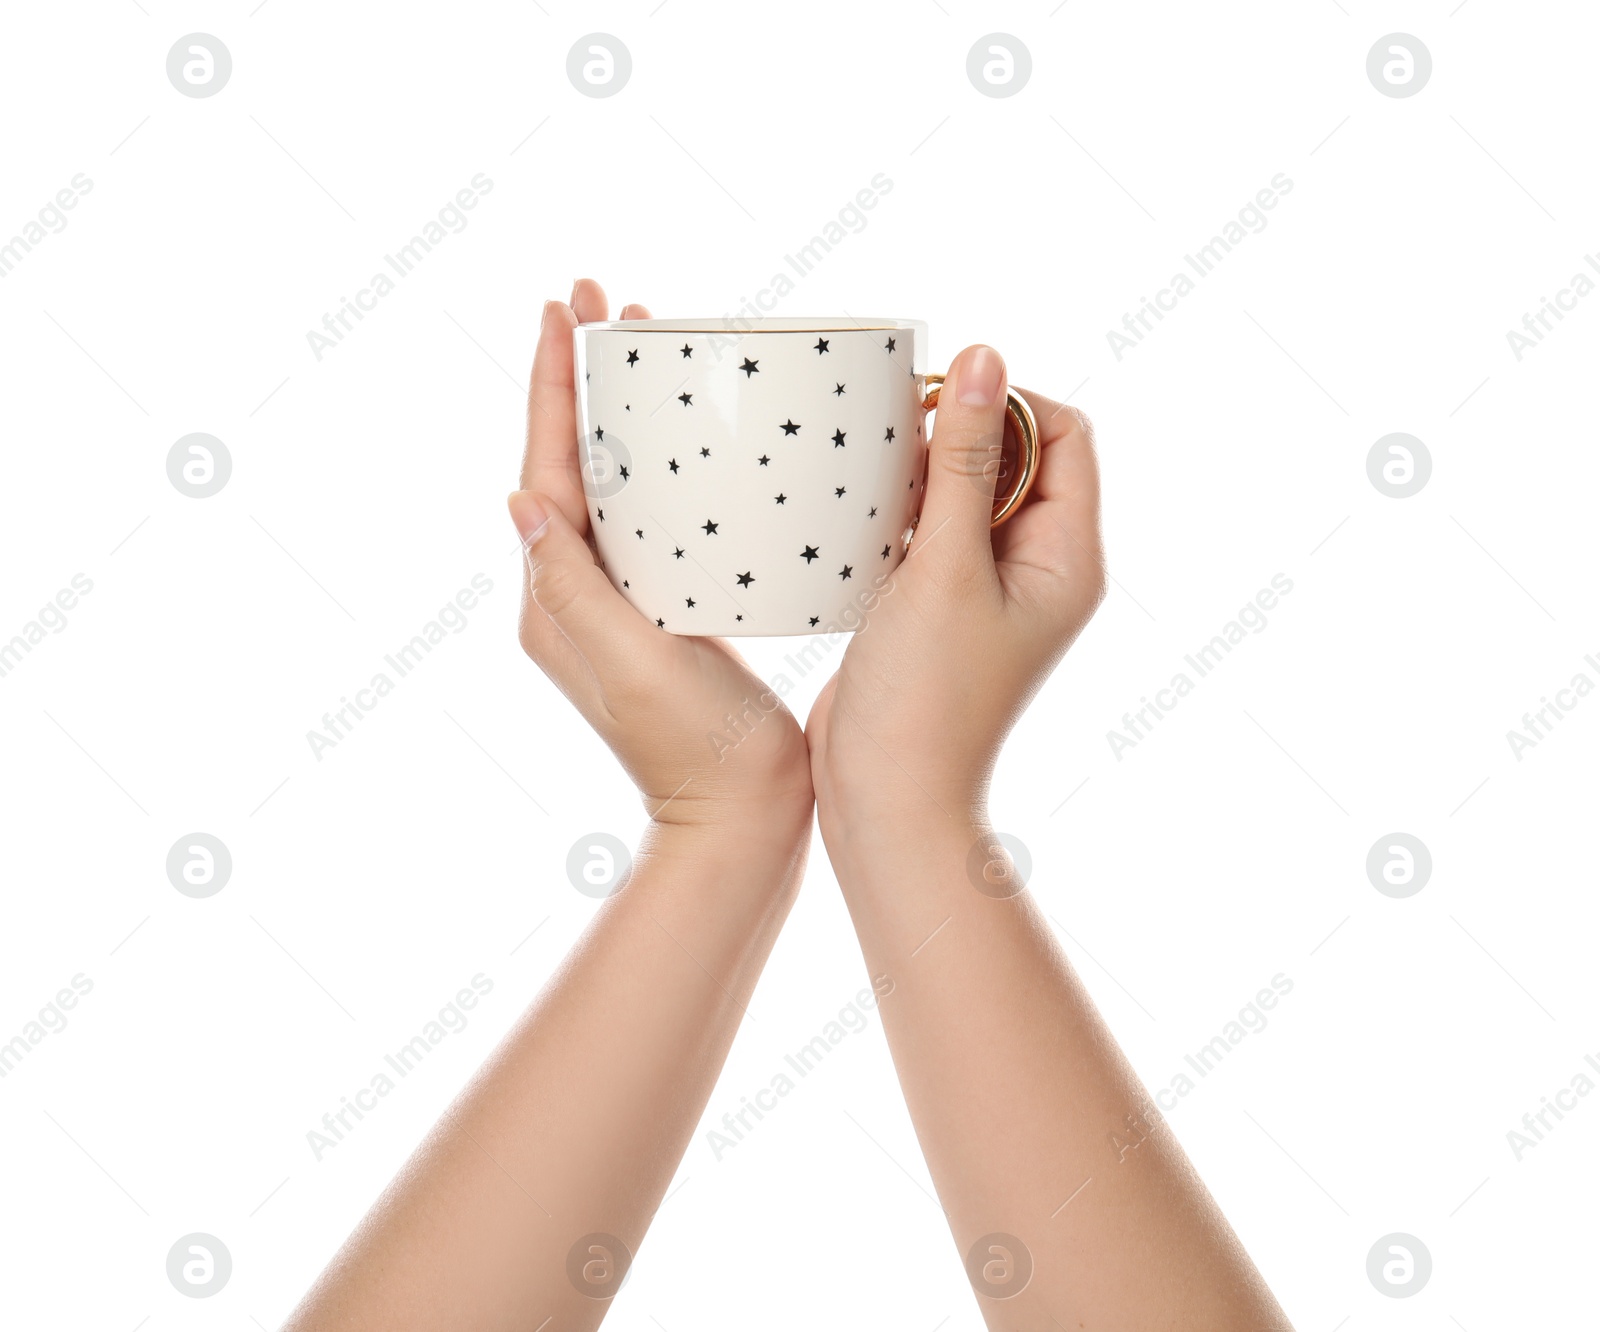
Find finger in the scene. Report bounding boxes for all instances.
[618,303,653,320]
[522,299,587,527]
[917,344,1010,568]
[1013,388,1101,541]
[509,490,659,705]
[571,278,609,324]
[994,390,1104,589]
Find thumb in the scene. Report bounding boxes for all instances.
[917,344,1009,564]
[509,490,654,677]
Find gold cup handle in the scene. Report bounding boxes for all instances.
[919,372,1040,527]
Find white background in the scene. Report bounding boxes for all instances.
[1,2,1595,1328]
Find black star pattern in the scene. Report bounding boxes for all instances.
[587,339,924,630]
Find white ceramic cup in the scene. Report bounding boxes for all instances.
[573,317,1035,636]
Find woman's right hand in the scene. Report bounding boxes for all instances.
[510,280,814,844]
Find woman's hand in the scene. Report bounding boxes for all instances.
[805,352,1292,1332]
[510,279,813,843]
[807,343,1105,831]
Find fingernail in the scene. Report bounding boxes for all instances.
[568,280,580,308]
[957,346,1004,406]
[541,300,558,331]
[508,491,550,548]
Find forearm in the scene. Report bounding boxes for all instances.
[285,814,808,1332]
[821,809,1291,1332]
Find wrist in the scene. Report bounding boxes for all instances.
[644,782,814,868]
[814,760,985,847]
[816,794,988,888]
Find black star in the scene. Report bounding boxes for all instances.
[884,426,895,442]
[736,571,755,588]
[680,344,693,358]
[835,486,847,498]
[839,565,853,580]
[757,454,771,466]
[800,545,820,563]
[780,419,801,436]
[674,547,685,559]
[736,614,743,622]
[774,493,787,504]
[619,465,630,480]
[626,349,639,366]
[624,579,631,587]
[635,529,644,539]
[686,598,696,608]
[832,429,846,448]
[668,458,680,473]
[700,447,711,458]
[809,616,820,627]
[868,506,878,517]
[596,507,605,521]
[814,338,830,354]
[881,544,891,559]
[702,519,719,535]
[833,382,846,396]
[625,404,631,411]
[656,618,665,628]
[739,357,759,377]
[885,337,896,353]
[595,427,605,443]
[679,392,693,406]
